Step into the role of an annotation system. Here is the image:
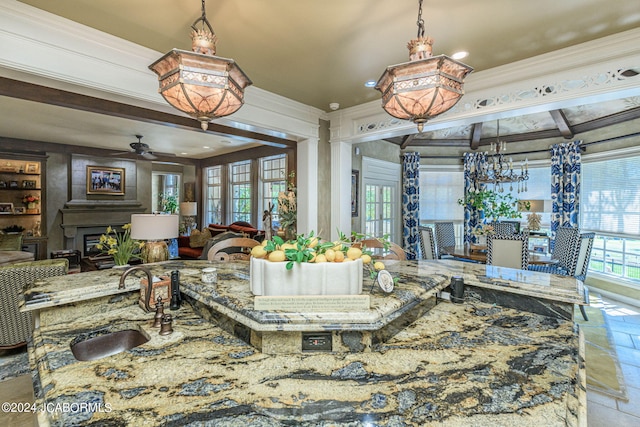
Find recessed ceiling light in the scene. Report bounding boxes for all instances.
[180,152,188,155]
[451,51,469,60]
[364,80,377,88]
[203,146,210,149]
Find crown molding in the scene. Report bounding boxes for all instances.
[330,28,640,144]
[0,0,323,141]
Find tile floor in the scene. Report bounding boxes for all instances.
[587,296,640,426]
[0,295,638,426]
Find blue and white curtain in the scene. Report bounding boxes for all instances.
[402,152,420,260]
[550,141,581,244]
[462,152,488,244]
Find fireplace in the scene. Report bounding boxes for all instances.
[60,200,145,257]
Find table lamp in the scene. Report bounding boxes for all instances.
[179,201,198,235]
[130,214,179,263]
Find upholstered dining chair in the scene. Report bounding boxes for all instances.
[487,233,529,270]
[207,237,261,261]
[434,222,456,259]
[359,239,407,261]
[0,259,69,349]
[529,226,580,275]
[418,226,437,260]
[490,221,516,235]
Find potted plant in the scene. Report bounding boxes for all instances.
[95,223,144,266]
[458,189,526,223]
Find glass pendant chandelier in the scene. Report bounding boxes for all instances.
[149,0,252,131]
[375,0,473,132]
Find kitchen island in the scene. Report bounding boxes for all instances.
[22,260,586,426]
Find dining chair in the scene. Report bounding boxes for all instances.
[529,226,579,275]
[359,239,407,260]
[207,237,261,261]
[573,232,596,321]
[491,221,516,235]
[1,259,69,349]
[434,222,456,259]
[418,226,437,260]
[487,233,529,270]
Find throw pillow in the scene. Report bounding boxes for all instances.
[0,233,23,251]
[189,228,211,248]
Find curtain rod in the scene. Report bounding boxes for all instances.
[417,131,640,160]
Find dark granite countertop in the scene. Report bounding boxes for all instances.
[28,260,586,426]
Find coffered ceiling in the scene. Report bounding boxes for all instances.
[2,0,640,158]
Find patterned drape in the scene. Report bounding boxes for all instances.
[550,141,581,245]
[462,152,488,244]
[402,152,420,260]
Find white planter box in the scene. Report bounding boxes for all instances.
[250,257,363,296]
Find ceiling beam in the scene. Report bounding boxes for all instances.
[400,134,416,149]
[549,109,574,139]
[470,123,483,150]
[0,77,296,149]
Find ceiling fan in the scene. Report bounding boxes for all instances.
[113,135,175,160]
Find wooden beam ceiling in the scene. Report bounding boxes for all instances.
[0,77,296,149]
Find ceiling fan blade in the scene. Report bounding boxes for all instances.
[141,152,158,160]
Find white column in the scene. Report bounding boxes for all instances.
[330,140,352,241]
[296,138,318,235]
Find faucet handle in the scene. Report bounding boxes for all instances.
[159,314,173,336]
[152,297,165,328]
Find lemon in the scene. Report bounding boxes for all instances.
[280,243,296,251]
[268,250,286,262]
[325,249,336,262]
[334,250,345,262]
[360,254,372,264]
[332,242,343,251]
[346,247,362,260]
[308,237,319,248]
[373,261,385,271]
[315,254,327,263]
[261,240,268,247]
[251,245,267,258]
[343,257,354,262]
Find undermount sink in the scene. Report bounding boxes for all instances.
[70,328,150,361]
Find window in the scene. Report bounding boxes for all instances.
[230,160,252,223]
[205,165,223,225]
[260,155,286,225]
[203,154,288,227]
[151,172,180,213]
[581,150,640,284]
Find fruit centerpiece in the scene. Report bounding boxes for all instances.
[249,231,388,296]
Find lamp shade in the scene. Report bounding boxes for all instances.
[376,55,472,131]
[180,202,198,216]
[130,214,179,240]
[148,49,252,130]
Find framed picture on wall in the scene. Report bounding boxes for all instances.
[86,166,125,195]
[351,169,359,217]
[25,162,39,174]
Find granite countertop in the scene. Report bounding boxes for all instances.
[21,259,587,313]
[28,260,586,426]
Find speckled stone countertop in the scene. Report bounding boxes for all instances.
[26,260,586,426]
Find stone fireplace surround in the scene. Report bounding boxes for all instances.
[60,200,145,257]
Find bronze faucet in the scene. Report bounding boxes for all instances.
[118,265,155,312]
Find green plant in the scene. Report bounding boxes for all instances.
[95,223,144,265]
[160,193,178,214]
[458,189,526,222]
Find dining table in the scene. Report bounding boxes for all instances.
[442,244,560,265]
